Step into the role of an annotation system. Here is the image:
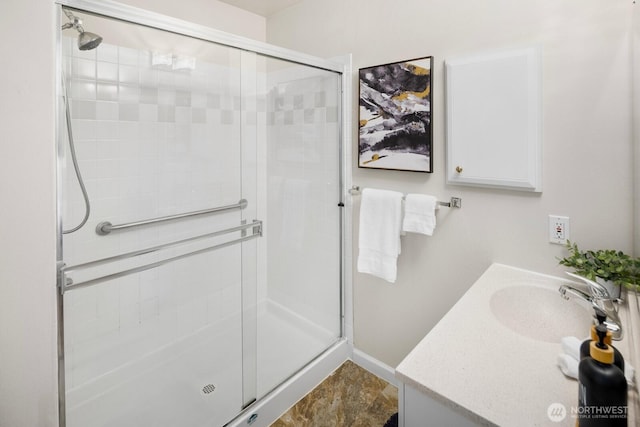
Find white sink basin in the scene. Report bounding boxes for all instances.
[489,284,594,342]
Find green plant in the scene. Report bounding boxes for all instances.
[558,241,640,290]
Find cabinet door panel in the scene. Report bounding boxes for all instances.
[445,47,542,192]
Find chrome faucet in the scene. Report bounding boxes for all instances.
[559,272,623,340]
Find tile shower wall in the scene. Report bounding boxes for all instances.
[61,36,255,393]
[265,68,341,335]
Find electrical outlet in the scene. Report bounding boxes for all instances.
[549,215,570,245]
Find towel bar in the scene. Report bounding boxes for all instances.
[348,185,462,208]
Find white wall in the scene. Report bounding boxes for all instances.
[0,1,57,426]
[268,0,635,367]
[0,1,265,426]
[635,1,640,255]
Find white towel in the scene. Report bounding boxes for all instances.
[558,335,636,385]
[557,353,579,379]
[357,188,404,283]
[402,193,437,235]
[561,336,582,361]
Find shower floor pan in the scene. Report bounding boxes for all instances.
[65,300,335,427]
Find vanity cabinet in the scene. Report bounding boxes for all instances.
[445,47,542,192]
[400,383,480,427]
[395,264,589,426]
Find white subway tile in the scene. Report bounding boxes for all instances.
[95,101,118,121]
[139,104,158,122]
[96,82,118,101]
[71,80,96,100]
[140,86,158,104]
[138,50,151,68]
[174,73,191,89]
[95,310,119,337]
[96,43,118,63]
[118,65,138,84]
[158,71,174,87]
[71,139,98,160]
[139,122,160,140]
[118,85,139,103]
[158,105,175,122]
[139,68,159,86]
[71,100,96,120]
[118,46,139,66]
[91,178,120,199]
[118,103,139,122]
[95,159,119,180]
[157,88,175,105]
[141,298,159,321]
[73,58,96,79]
[175,106,191,123]
[97,285,119,316]
[97,61,118,82]
[119,302,141,329]
[119,276,140,304]
[95,121,118,140]
[95,140,120,159]
[117,121,139,141]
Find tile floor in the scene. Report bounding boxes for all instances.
[271,360,398,427]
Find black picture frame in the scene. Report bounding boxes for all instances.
[358,56,433,173]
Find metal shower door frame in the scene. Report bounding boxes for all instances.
[54,1,351,426]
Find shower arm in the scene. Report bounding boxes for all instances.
[62,9,85,33]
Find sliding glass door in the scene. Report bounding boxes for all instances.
[57,4,343,426]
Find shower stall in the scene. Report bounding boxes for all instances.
[55,2,349,426]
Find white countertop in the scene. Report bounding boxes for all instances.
[395,263,638,426]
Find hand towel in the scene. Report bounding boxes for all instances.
[402,193,437,236]
[625,364,635,385]
[357,188,404,283]
[557,353,579,380]
[559,335,636,385]
[561,336,582,361]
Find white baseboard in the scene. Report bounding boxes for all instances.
[351,348,399,387]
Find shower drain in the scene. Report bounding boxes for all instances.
[201,384,216,395]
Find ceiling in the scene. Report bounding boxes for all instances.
[217,0,302,17]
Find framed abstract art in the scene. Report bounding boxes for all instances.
[358,56,433,173]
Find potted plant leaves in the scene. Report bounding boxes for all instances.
[558,241,640,300]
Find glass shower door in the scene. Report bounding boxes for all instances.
[58,8,259,426]
[57,4,345,427]
[255,56,343,398]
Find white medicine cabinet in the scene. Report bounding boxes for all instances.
[445,47,542,192]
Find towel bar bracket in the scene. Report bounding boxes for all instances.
[347,186,462,209]
[443,197,462,208]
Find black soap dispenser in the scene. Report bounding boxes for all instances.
[580,307,624,373]
[577,324,627,426]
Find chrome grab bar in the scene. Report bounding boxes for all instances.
[62,220,262,293]
[95,199,248,235]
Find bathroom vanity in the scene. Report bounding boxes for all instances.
[395,264,639,426]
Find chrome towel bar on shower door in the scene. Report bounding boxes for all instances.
[95,199,248,235]
[61,219,263,293]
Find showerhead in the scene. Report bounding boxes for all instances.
[61,9,103,51]
[77,31,103,51]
